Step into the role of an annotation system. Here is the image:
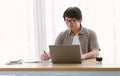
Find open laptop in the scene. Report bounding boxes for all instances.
[49,45,81,63]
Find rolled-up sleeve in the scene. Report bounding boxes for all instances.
[89,31,100,50]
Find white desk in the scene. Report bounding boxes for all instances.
[0,58,120,76]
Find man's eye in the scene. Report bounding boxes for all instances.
[71,20,75,22]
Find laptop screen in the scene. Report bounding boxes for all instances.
[49,45,81,63]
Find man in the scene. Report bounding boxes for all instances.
[41,7,100,60]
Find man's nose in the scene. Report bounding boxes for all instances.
[67,23,71,26]
[67,22,72,25]
[67,23,73,28]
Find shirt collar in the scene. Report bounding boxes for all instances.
[68,25,85,35]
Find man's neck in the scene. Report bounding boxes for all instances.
[72,28,80,36]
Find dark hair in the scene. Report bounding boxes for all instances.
[63,7,82,21]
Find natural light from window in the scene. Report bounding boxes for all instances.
[44,0,120,61]
[0,0,37,61]
[0,0,120,62]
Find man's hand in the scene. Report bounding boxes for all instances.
[81,49,99,60]
[41,52,50,61]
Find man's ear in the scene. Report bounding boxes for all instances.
[79,19,82,23]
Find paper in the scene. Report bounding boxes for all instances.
[24,59,51,63]
[6,59,23,65]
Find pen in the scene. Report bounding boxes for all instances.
[43,50,48,57]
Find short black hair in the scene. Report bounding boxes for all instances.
[63,7,82,21]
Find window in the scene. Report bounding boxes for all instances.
[42,0,120,61]
[0,0,38,61]
[1,0,120,61]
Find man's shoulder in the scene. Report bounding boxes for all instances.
[58,29,70,36]
[82,26,96,34]
[55,29,70,43]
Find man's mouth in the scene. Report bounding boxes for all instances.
[68,26,73,28]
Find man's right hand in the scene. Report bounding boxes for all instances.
[41,52,50,61]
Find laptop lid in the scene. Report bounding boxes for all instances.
[49,45,81,63]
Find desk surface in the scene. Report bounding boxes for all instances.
[0,58,120,71]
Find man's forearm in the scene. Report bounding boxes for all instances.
[81,49,99,59]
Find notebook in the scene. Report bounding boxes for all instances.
[49,45,81,63]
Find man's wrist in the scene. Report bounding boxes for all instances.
[81,54,86,60]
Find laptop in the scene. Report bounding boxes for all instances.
[49,45,81,63]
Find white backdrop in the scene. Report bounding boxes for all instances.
[43,0,120,61]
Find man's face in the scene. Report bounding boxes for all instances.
[64,17,80,31]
